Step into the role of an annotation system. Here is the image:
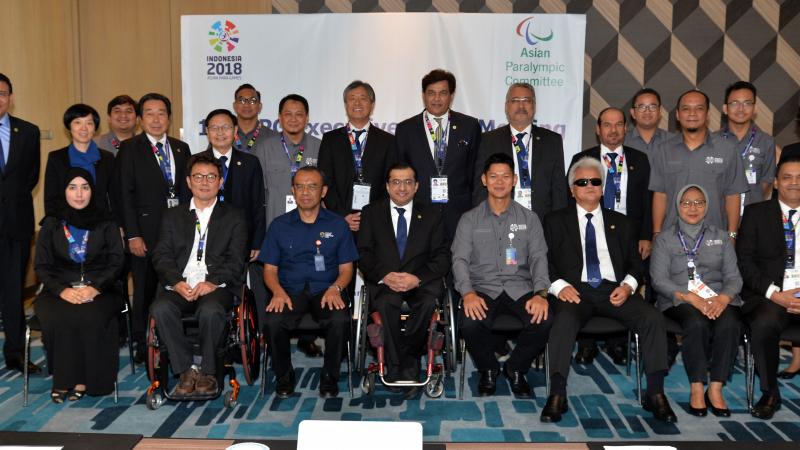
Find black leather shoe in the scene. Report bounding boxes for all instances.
[319,371,339,398]
[503,364,532,399]
[687,402,707,417]
[275,368,296,398]
[478,370,498,396]
[574,346,599,365]
[540,394,568,423]
[705,392,730,418]
[297,339,323,358]
[778,368,800,379]
[751,393,781,420]
[5,359,41,374]
[643,393,677,423]
[604,344,628,366]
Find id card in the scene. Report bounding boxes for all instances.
[167,197,180,209]
[285,195,297,213]
[745,169,757,185]
[784,268,800,290]
[314,254,326,272]
[688,278,717,299]
[514,187,532,210]
[352,183,371,211]
[431,177,448,203]
[505,246,517,266]
[185,263,208,289]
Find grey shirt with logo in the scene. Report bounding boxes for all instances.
[711,126,775,207]
[625,127,675,157]
[451,200,549,300]
[235,122,278,153]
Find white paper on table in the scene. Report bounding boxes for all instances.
[0,447,64,450]
[604,446,677,450]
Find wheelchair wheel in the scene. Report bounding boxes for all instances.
[237,293,260,385]
[223,390,237,408]
[146,316,160,383]
[361,372,375,395]
[146,391,163,410]
[425,374,444,398]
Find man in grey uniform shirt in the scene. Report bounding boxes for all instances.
[452,152,551,399]
[95,95,137,155]
[625,88,674,156]
[233,83,278,153]
[650,89,748,240]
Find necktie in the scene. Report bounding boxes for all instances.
[585,213,601,288]
[353,129,366,154]
[515,132,531,188]
[0,122,5,173]
[433,118,445,172]
[434,118,443,148]
[603,153,618,210]
[219,155,229,183]
[396,207,407,259]
[788,210,797,268]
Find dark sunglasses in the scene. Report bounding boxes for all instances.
[573,178,602,187]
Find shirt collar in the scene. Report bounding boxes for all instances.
[576,203,602,218]
[0,114,9,127]
[190,197,218,215]
[778,200,800,217]
[425,110,450,122]
[390,199,413,213]
[283,132,305,147]
[146,133,167,147]
[212,147,233,160]
[600,144,623,156]
[510,124,533,136]
[348,122,370,133]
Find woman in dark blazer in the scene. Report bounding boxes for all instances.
[34,168,123,402]
[651,184,743,417]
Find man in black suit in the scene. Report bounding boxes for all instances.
[738,155,800,419]
[568,107,652,365]
[542,156,674,423]
[395,69,481,241]
[319,80,397,232]
[116,93,191,362]
[150,153,248,396]
[0,73,42,373]
[473,82,567,219]
[358,162,450,394]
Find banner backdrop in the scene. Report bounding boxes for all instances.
[181,13,586,166]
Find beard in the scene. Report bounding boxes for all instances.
[685,127,700,133]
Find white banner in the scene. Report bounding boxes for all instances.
[181,13,586,166]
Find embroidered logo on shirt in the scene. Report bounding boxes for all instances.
[509,224,527,232]
[319,231,334,239]
[705,239,723,246]
[704,157,724,165]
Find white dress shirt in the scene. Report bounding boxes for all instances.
[212,148,233,168]
[348,122,370,149]
[389,199,413,237]
[423,110,450,160]
[181,197,217,280]
[600,144,628,214]
[765,200,800,299]
[146,133,177,183]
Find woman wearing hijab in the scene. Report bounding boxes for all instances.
[34,168,124,403]
[651,184,743,417]
[43,104,116,217]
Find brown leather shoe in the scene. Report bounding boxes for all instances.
[194,373,218,395]
[175,368,198,395]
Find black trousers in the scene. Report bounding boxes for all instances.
[370,282,439,380]
[548,282,668,380]
[248,261,268,334]
[264,288,350,380]
[131,254,159,347]
[460,291,553,372]
[748,300,800,394]
[149,289,233,375]
[665,303,741,384]
[0,238,31,361]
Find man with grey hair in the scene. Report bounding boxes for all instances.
[474,82,567,219]
[318,80,397,232]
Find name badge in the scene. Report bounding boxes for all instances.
[745,169,757,185]
[431,177,448,203]
[185,263,208,289]
[167,198,180,209]
[505,246,517,266]
[314,254,326,272]
[352,183,371,211]
[285,195,297,213]
[784,268,800,290]
[514,187,532,211]
[688,278,717,299]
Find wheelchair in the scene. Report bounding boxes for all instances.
[145,283,260,409]
[354,280,457,398]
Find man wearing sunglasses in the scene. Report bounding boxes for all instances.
[232,83,277,152]
[625,88,674,156]
[542,157,673,423]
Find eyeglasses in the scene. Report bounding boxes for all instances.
[680,199,707,209]
[0,91,9,98]
[508,97,534,105]
[191,173,219,183]
[388,179,415,187]
[634,104,659,112]
[236,96,259,105]
[573,178,602,187]
[293,183,320,192]
[727,100,755,109]
[207,124,234,133]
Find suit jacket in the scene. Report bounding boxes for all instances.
[358,198,450,289]
[473,124,567,219]
[568,145,652,241]
[318,125,397,217]
[199,149,265,252]
[0,116,40,239]
[44,146,117,221]
[736,199,786,315]
[543,205,643,288]
[395,110,481,239]
[115,133,190,248]
[151,201,248,297]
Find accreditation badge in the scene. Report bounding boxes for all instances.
[514,187,532,211]
[352,183,371,211]
[431,177,448,203]
[185,262,208,289]
[784,268,800,290]
[285,195,297,213]
[688,278,717,299]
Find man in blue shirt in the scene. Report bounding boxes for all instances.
[260,166,358,398]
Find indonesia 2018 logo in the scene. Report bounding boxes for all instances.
[516,17,553,46]
[206,19,243,80]
[209,20,240,53]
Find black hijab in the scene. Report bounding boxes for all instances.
[56,167,110,230]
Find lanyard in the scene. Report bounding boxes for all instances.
[511,132,532,188]
[63,222,90,263]
[150,140,175,191]
[111,135,121,150]
[193,210,210,263]
[783,211,798,269]
[677,228,705,280]
[723,126,757,160]
[235,122,261,151]
[603,152,624,200]
[280,134,305,174]
[424,112,449,175]
[346,124,367,180]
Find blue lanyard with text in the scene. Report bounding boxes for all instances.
[346,124,367,180]
[678,228,705,280]
[723,126,757,159]
[280,134,305,175]
[193,211,209,263]
[151,140,175,194]
[783,212,798,269]
[63,222,90,263]
[424,112,449,175]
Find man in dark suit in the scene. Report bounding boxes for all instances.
[358,162,450,394]
[116,93,190,362]
[319,80,397,232]
[150,153,248,396]
[542,156,673,423]
[0,73,42,373]
[568,107,652,365]
[473,82,567,220]
[395,69,481,241]
[738,155,800,419]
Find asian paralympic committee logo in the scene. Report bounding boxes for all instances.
[209,20,240,53]
[516,17,553,46]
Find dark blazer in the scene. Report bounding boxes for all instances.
[318,125,397,217]
[0,116,40,240]
[473,124,567,219]
[44,147,116,220]
[568,145,652,241]
[358,198,450,288]
[115,133,190,248]
[544,204,643,287]
[395,110,481,239]
[737,199,785,315]
[151,201,248,297]
[34,217,123,295]
[199,148,265,252]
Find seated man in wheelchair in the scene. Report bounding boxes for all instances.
[150,153,248,396]
[358,162,450,394]
[260,166,358,399]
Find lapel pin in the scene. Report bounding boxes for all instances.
[452,125,457,130]
[610,225,616,230]
[417,214,422,219]
[13,127,18,132]
[629,165,634,171]
[237,161,242,166]
[536,136,540,141]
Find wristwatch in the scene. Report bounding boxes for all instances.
[329,284,343,293]
[534,289,548,299]
[728,231,738,239]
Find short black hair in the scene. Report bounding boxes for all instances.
[63,103,100,129]
[676,89,710,110]
[597,107,627,126]
[291,165,327,187]
[106,95,137,116]
[204,108,238,128]
[631,87,661,107]
[777,155,800,174]
[186,153,222,177]
[279,94,309,114]
[137,93,172,117]
[0,73,12,94]
[422,69,456,94]
[724,81,757,104]
[235,83,261,101]
[483,152,515,174]
[385,162,417,182]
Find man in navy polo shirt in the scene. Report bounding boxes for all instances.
[260,166,358,398]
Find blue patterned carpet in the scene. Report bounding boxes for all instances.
[2,334,800,443]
